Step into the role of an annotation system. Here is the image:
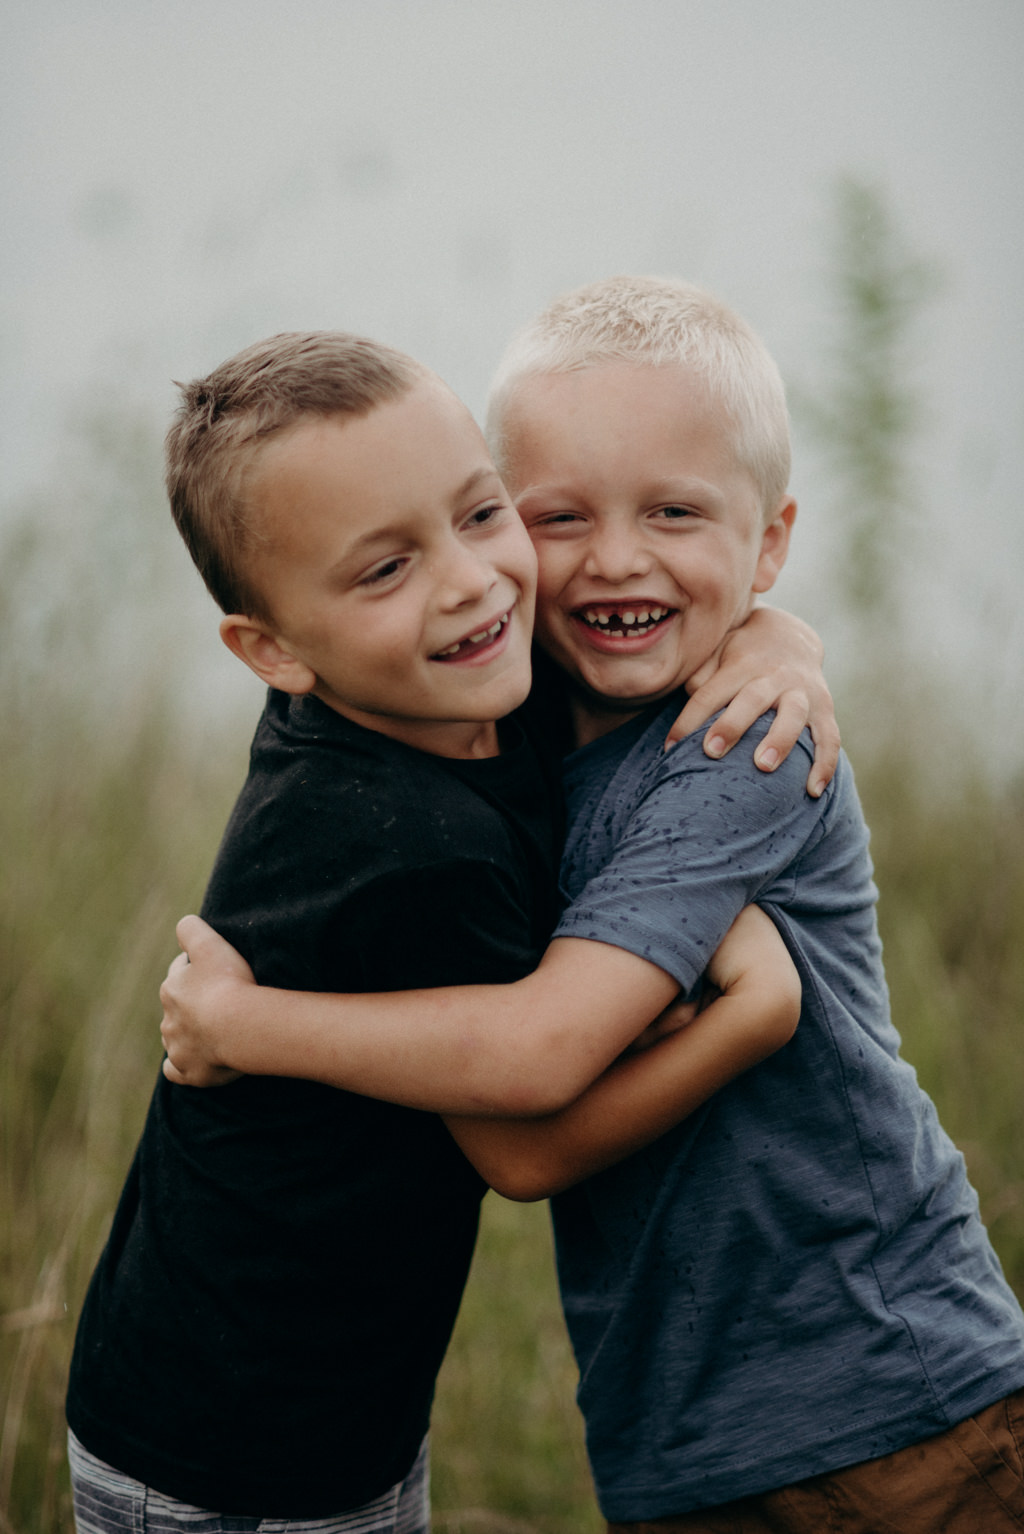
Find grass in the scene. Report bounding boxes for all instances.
[432,1196,598,1534]
[2,503,1022,1531]
[857,754,1024,1291]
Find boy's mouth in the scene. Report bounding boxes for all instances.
[572,603,675,639]
[432,611,511,661]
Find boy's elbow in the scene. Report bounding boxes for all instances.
[481,1146,573,1203]
[458,1118,582,1202]
[487,1169,554,1203]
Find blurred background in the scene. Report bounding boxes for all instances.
[2,4,1022,1530]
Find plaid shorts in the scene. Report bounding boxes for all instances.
[68,1429,431,1534]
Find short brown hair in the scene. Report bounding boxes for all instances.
[165,331,424,619]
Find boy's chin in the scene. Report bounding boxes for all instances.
[501,676,535,716]
[570,674,678,716]
[480,665,534,719]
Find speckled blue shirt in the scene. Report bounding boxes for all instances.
[552,693,1024,1521]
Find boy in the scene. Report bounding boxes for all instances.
[163,279,1024,1531]
[67,327,819,1531]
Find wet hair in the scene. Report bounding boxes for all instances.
[165,330,425,619]
[486,275,791,517]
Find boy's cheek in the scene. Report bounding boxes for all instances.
[532,606,584,677]
[532,592,567,646]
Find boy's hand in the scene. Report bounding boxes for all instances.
[160,915,251,1087]
[665,607,840,798]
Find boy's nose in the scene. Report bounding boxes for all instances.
[582,524,653,584]
[438,542,497,608]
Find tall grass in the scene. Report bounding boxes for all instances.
[856,749,1024,1291]
[1,488,1022,1532]
[0,682,246,1530]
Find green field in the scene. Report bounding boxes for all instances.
[2,605,1022,1530]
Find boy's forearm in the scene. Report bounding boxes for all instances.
[446,933,801,1201]
[194,937,680,1117]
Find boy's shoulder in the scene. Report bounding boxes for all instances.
[244,689,530,833]
[637,701,849,864]
[203,690,562,991]
[567,695,820,819]
[212,688,560,911]
[560,695,856,900]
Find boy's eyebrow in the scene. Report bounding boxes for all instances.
[453,465,504,500]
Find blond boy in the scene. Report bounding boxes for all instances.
[163,282,1024,1532]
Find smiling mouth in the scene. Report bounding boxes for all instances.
[433,611,511,660]
[573,604,674,638]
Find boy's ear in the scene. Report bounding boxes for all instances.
[752,497,797,595]
[219,615,318,695]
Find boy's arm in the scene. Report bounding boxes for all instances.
[443,906,800,1200]
[161,919,684,1115]
[161,724,822,1117]
[668,605,839,798]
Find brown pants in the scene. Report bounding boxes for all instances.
[607,1388,1024,1533]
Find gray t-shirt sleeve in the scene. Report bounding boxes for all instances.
[554,719,826,992]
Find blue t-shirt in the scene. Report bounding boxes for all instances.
[552,695,1024,1521]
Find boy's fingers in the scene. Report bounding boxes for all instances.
[667,679,839,798]
[172,913,255,982]
[175,912,210,956]
[663,672,759,747]
[161,1054,241,1089]
[163,951,190,985]
[676,678,778,757]
[750,692,810,772]
[805,717,841,799]
[749,695,841,796]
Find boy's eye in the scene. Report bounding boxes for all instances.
[532,511,581,527]
[657,504,695,521]
[360,556,407,587]
[464,502,504,529]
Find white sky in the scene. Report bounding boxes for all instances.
[3,0,1022,747]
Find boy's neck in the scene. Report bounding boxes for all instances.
[568,692,647,749]
[312,688,502,759]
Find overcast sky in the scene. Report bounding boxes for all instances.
[3,0,1022,746]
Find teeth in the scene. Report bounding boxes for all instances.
[579,605,670,633]
[435,613,508,657]
[468,618,504,643]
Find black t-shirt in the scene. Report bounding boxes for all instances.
[67,691,562,1517]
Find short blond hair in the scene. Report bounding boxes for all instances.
[486,275,791,516]
[166,331,424,620]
